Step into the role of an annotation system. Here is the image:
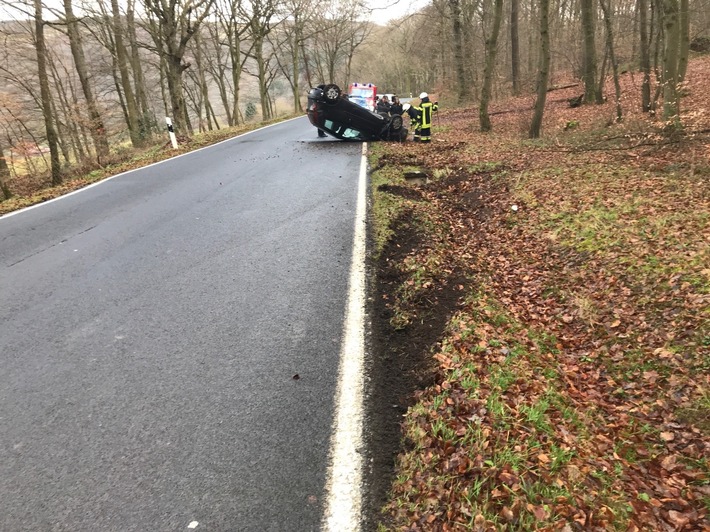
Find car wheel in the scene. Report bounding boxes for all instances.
[323,84,341,103]
[389,114,403,131]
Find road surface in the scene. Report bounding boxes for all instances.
[0,118,365,531]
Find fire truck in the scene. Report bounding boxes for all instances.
[348,82,377,111]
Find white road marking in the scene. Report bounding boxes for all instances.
[188,521,199,529]
[321,143,368,531]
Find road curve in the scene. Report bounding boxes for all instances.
[0,117,364,531]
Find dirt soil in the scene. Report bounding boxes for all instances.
[362,205,468,530]
[361,166,511,530]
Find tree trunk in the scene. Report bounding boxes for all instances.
[449,0,469,104]
[208,30,233,126]
[46,76,72,166]
[165,55,191,133]
[300,41,313,92]
[127,0,155,138]
[639,0,652,112]
[529,0,550,139]
[111,0,143,147]
[33,0,62,185]
[63,0,110,163]
[49,58,84,163]
[677,0,689,81]
[600,0,623,121]
[0,141,11,200]
[193,31,214,130]
[661,0,681,122]
[253,37,270,120]
[143,0,214,135]
[230,35,242,126]
[581,0,598,104]
[510,0,520,95]
[479,0,503,132]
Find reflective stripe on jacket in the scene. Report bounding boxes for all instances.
[420,102,437,128]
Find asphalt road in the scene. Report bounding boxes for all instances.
[0,118,364,531]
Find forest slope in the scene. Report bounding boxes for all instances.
[369,56,709,530]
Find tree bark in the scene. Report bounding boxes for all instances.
[214,0,247,126]
[63,0,110,163]
[111,0,143,146]
[510,0,520,95]
[449,0,469,104]
[49,57,84,163]
[479,0,503,131]
[144,0,215,135]
[0,141,11,200]
[677,0,689,81]
[600,0,623,122]
[529,0,550,139]
[127,0,155,138]
[581,0,598,104]
[639,0,652,112]
[661,0,681,122]
[193,31,215,130]
[33,0,62,185]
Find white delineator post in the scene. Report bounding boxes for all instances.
[165,117,178,149]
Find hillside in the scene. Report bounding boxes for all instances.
[368,56,709,530]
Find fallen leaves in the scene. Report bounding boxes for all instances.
[380,55,710,531]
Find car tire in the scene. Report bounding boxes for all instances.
[323,84,341,103]
[389,114,403,131]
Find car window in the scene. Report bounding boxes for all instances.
[324,119,368,140]
[349,88,372,97]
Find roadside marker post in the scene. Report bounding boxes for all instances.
[165,117,178,149]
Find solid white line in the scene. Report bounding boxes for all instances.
[321,143,368,531]
[0,117,303,220]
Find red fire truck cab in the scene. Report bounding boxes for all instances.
[348,83,377,111]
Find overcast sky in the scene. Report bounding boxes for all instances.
[368,0,430,23]
[1,0,431,23]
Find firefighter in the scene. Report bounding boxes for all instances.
[403,102,421,141]
[417,92,439,143]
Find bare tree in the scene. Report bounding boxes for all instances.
[600,0,622,122]
[240,0,280,120]
[677,0,689,81]
[127,0,157,137]
[638,0,653,112]
[189,29,219,131]
[310,0,371,87]
[580,0,598,103]
[202,20,236,125]
[269,0,319,112]
[449,0,470,104]
[142,0,216,135]
[510,0,520,95]
[660,0,682,123]
[0,140,11,200]
[479,0,503,131]
[529,0,550,139]
[33,0,62,184]
[47,51,86,163]
[213,0,249,126]
[62,0,110,162]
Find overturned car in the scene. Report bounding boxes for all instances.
[307,84,408,141]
